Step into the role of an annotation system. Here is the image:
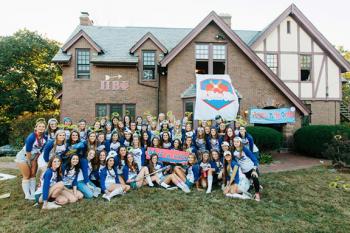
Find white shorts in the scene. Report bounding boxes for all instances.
[15,148,36,163]
[38,153,48,169]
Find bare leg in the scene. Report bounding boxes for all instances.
[118,176,126,185]
[61,189,78,203]
[30,157,39,179]
[17,163,31,180]
[55,194,68,205]
[173,166,186,182]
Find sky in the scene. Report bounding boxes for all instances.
[1,0,349,49]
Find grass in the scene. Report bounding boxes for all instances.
[0,156,16,163]
[0,166,350,233]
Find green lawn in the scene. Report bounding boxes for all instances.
[0,166,349,233]
[0,156,16,163]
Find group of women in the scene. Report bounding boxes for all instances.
[16,113,262,210]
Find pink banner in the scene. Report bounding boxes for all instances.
[146,147,190,165]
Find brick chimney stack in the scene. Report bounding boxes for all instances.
[80,12,93,26]
[219,13,231,28]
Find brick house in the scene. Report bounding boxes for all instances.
[53,4,350,138]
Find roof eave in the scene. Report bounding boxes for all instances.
[61,29,104,53]
[130,32,168,54]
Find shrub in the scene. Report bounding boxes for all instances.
[0,118,10,146]
[322,135,350,168]
[246,126,283,152]
[9,111,59,149]
[259,152,273,164]
[294,125,350,158]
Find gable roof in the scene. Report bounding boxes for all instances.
[130,32,168,54]
[61,30,103,53]
[160,11,310,115]
[250,4,350,72]
[52,26,259,63]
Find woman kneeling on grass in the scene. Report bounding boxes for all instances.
[122,153,154,189]
[61,154,84,203]
[173,154,200,192]
[148,154,189,192]
[222,151,240,197]
[35,156,67,209]
[100,154,130,201]
[233,137,261,201]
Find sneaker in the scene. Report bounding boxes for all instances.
[182,186,191,193]
[254,194,261,202]
[93,188,101,197]
[206,189,211,194]
[102,194,111,202]
[166,186,178,191]
[25,195,35,201]
[47,202,62,209]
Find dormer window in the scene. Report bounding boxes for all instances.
[142,51,156,80]
[76,49,90,79]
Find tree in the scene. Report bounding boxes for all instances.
[338,46,350,105]
[0,29,62,145]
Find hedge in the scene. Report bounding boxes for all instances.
[294,125,350,158]
[246,126,283,152]
[9,111,59,149]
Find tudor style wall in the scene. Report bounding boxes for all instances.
[253,16,342,125]
[166,22,302,133]
[60,37,159,123]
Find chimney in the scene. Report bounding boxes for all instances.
[80,12,93,26]
[219,13,231,28]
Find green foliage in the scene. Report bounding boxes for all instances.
[246,126,283,151]
[9,111,59,149]
[259,152,273,164]
[294,125,350,158]
[0,29,61,120]
[322,135,350,167]
[0,29,61,145]
[338,46,350,106]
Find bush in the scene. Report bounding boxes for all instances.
[322,135,350,167]
[0,119,10,146]
[9,111,59,149]
[259,152,273,164]
[294,125,350,158]
[246,126,283,152]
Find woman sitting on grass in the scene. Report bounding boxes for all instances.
[148,154,189,192]
[61,154,84,203]
[210,149,223,188]
[173,154,200,192]
[233,137,261,201]
[76,150,101,199]
[100,154,130,201]
[122,152,154,189]
[35,156,67,209]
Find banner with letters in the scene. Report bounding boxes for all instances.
[146,147,190,164]
[194,74,239,120]
[249,107,296,124]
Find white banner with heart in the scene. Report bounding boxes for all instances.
[194,74,239,120]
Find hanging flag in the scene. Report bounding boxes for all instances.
[194,74,239,120]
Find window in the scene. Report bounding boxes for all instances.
[300,55,312,81]
[184,101,194,122]
[266,54,278,74]
[195,44,209,74]
[96,104,107,118]
[96,104,136,120]
[76,49,90,79]
[142,51,156,80]
[195,44,226,74]
[287,21,291,34]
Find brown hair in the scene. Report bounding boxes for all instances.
[47,155,62,178]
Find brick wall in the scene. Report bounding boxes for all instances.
[309,101,340,125]
[165,22,302,132]
[61,37,161,124]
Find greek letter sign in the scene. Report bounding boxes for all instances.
[249,107,296,124]
[146,147,190,164]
